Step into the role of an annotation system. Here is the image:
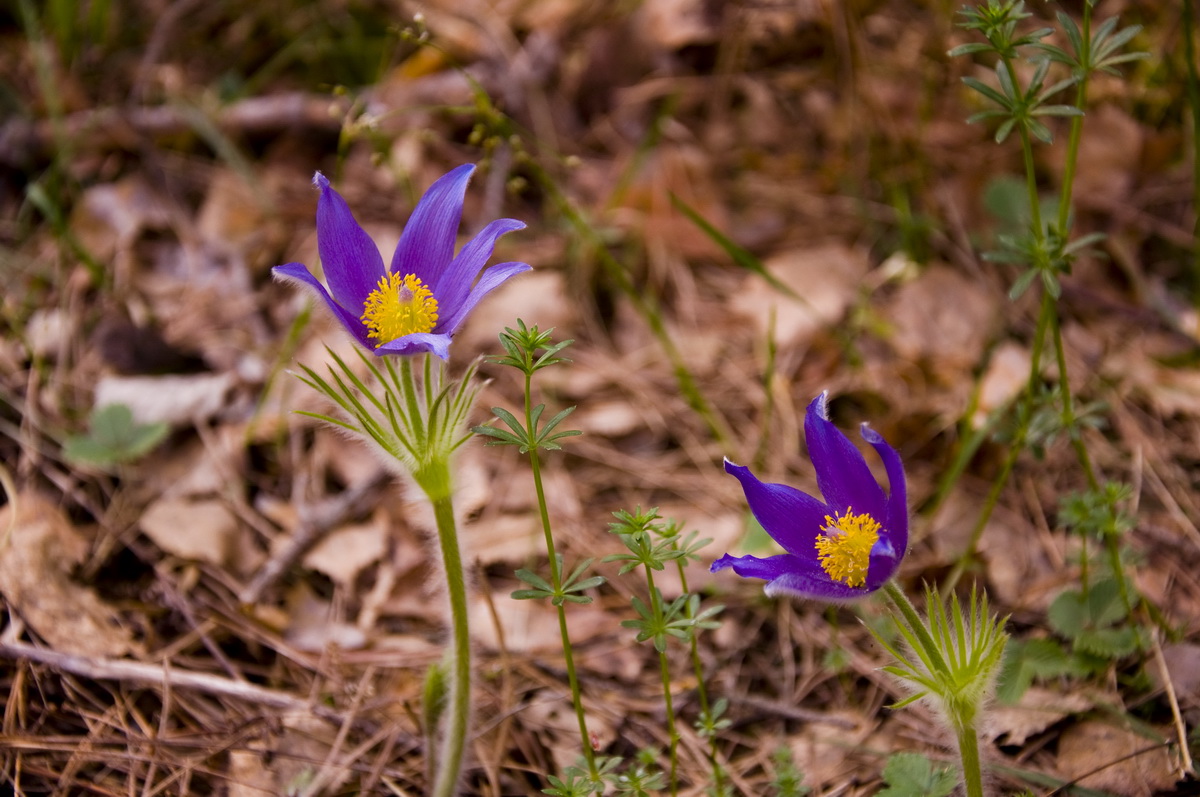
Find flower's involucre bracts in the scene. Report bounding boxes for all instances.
[712,392,908,602]
[274,165,530,359]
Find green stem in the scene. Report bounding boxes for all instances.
[525,372,599,780]
[953,714,986,797]
[1002,50,1044,245]
[644,568,679,795]
[674,560,725,792]
[429,489,472,797]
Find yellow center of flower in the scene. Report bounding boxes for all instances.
[814,508,881,588]
[360,272,438,346]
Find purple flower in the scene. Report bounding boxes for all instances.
[274,165,530,359]
[713,392,907,602]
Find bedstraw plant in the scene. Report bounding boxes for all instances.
[605,508,725,795]
[943,0,1147,606]
[471,321,611,791]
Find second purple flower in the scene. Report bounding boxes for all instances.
[713,392,908,602]
[274,164,531,360]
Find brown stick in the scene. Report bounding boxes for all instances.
[0,639,342,723]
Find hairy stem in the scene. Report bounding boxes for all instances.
[954,713,986,797]
[429,489,472,797]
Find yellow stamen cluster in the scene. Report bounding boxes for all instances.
[360,272,438,346]
[815,508,881,588]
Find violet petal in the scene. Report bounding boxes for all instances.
[723,459,828,557]
[805,393,886,519]
[273,262,372,348]
[390,164,474,287]
[313,173,385,314]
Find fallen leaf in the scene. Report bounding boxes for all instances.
[0,493,140,658]
[95,372,237,427]
[973,341,1030,428]
[1155,643,1200,705]
[140,497,239,567]
[1056,719,1177,796]
[730,244,869,350]
[884,265,998,383]
[634,0,716,50]
[455,269,573,355]
[284,584,367,652]
[302,515,388,588]
[462,513,545,566]
[470,590,610,653]
[988,686,1093,746]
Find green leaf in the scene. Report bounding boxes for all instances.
[63,403,169,468]
[515,568,553,592]
[1086,578,1129,627]
[995,638,1082,703]
[1074,626,1139,658]
[947,42,993,57]
[876,753,958,797]
[1048,590,1087,637]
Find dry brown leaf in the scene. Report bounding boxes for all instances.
[1051,104,1143,205]
[70,176,172,265]
[140,497,239,567]
[284,584,368,652]
[462,513,545,566]
[302,515,388,587]
[146,428,244,500]
[0,493,140,658]
[634,0,716,50]
[884,265,998,382]
[789,709,876,788]
[312,427,387,489]
[573,399,644,438]
[26,308,74,360]
[196,168,279,271]
[226,748,276,797]
[95,372,237,427]
[522,691,616,774]
[987,686,1093,746]
[1056,719,1177,796]
[1156,643,1200,706]
[973,340,1030,428]
[730,244,869,350]
[470,591,610,653]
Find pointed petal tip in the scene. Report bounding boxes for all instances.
[312,171,329,189]
[860,423,882,444]
[710,554,735,573]
[812,391,830,418]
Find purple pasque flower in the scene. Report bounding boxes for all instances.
[274,165,530,360]
[713,392,907,602]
